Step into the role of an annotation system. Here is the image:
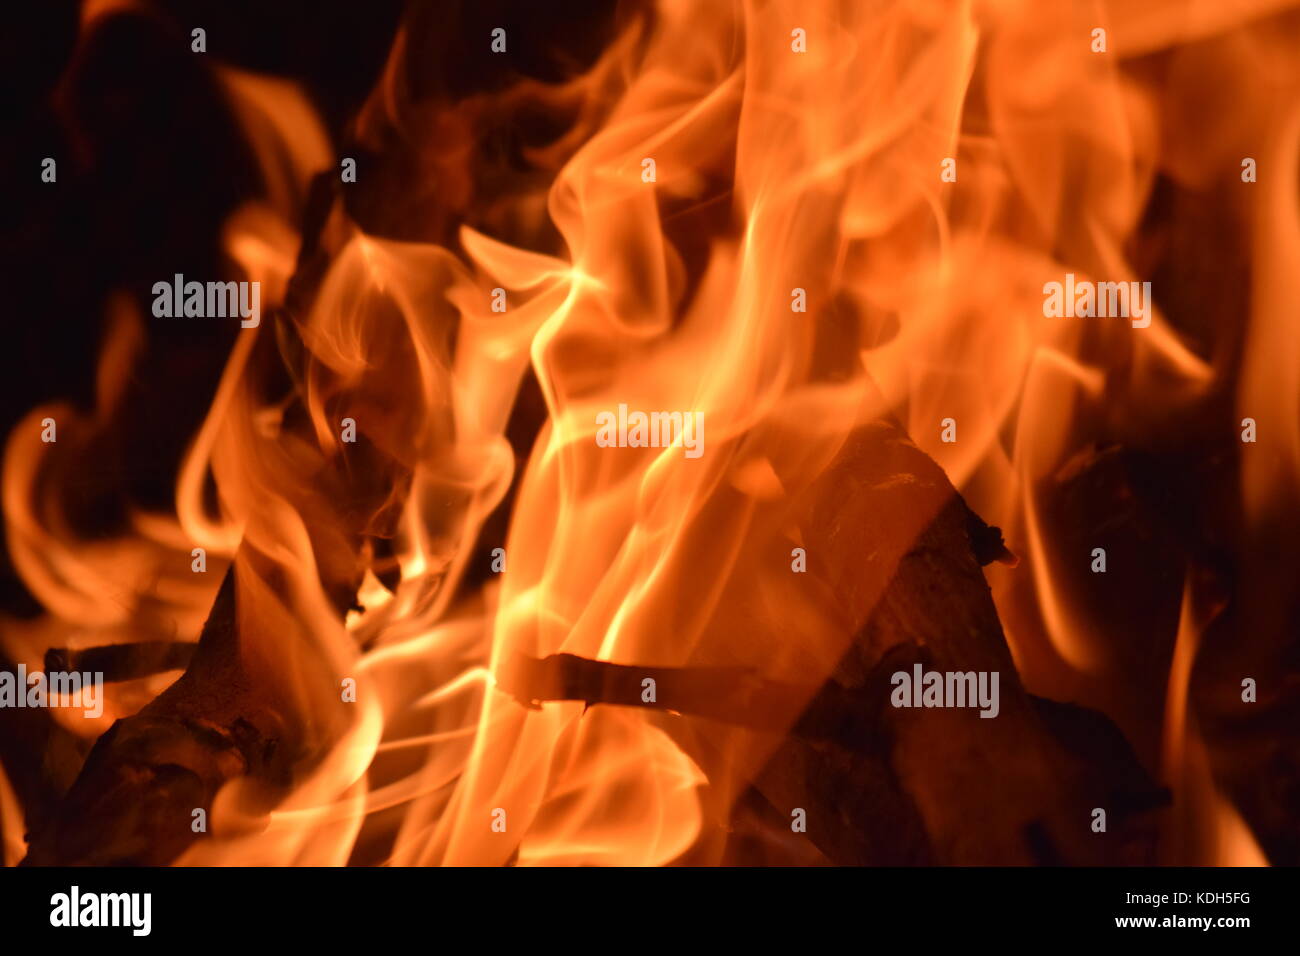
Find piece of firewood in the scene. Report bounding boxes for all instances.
[503,422,1167,865]
[741,423,1167,864]
[22,571,285,865]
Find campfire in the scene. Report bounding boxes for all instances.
[2,0,1295,868]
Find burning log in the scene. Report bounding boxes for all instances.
[21,143,440,864]
[22,418,1166,865]
[21,571,288,866]
[504,422,1167,865]
[761,424,1168,864]
[17,428,1158,865]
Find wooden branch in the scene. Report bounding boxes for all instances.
[501,651,876,742]
[44,642,197,683]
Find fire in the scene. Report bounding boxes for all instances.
[4,0,1297,867]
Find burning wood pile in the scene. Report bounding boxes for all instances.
[2,0,1296,867]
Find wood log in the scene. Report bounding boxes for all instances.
[22,570,285,865]
[503,422,1168,865]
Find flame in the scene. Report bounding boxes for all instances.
[6,0,1297,865]
[1162,575,1268,865]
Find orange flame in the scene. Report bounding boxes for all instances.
[6,0,1297,865]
